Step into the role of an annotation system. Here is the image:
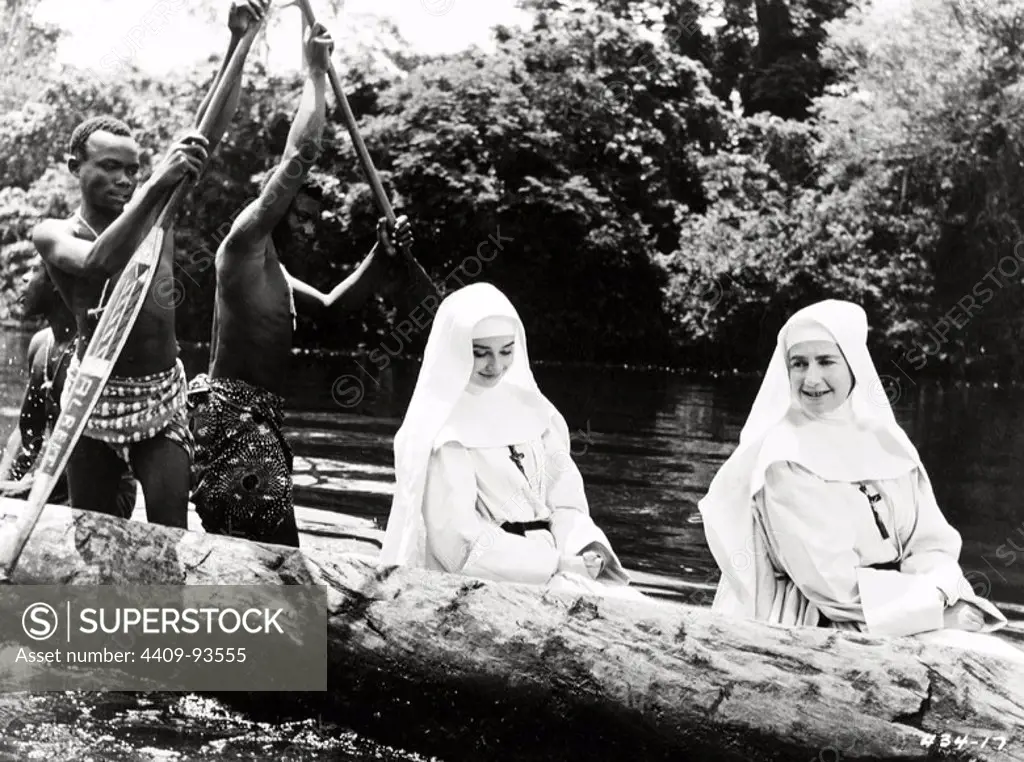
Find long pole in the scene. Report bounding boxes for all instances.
[292,0,440,300]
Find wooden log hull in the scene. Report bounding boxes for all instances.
[2,498,1023,762]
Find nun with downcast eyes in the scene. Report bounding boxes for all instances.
[699,300,1013,647]
[380,283,640,597]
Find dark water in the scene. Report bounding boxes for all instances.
[1,326,1023,759]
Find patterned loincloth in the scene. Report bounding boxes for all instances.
[62,354,194,464]
[186,373,294,542]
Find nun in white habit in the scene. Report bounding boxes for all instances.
[698,300,1013,649]
[380,283,637,596]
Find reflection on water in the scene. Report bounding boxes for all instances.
[2,326,1024,758]
[0,693,438,762]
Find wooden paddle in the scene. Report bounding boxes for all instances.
[286,0,441,302]
[0,20,267,583]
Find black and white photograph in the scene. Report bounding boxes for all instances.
[0,0,1022,758]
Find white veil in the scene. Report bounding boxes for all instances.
[379,283,559,566]
[697,299,926,616]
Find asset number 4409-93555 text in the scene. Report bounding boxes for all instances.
[140,647,247,663]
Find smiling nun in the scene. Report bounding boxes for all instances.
[698,300,1012,645]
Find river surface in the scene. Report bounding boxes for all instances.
[1,326,1023,760]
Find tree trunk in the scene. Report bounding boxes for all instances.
[2,498,1023,762]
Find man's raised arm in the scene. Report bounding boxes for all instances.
[195,1,270,157]
[34,134,209,277]
[288,216,413,312]
[224,23,333,254]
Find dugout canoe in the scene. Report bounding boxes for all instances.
[1,497,1023,762]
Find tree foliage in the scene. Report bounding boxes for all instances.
[817,0,1024,377]
[0,0,1021,376]
[660,114,936,368]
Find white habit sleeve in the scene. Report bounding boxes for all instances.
[542,426,630,584]
[896,470,1006,631]
[423,442,559,585]
[898,470,966,604]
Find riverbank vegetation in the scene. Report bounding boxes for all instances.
[1,0,1022,377]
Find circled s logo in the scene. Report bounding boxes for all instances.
[22,602,59,641]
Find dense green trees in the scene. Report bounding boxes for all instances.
[818,0,1024,378]
[653,0,1024,373]
[1,0,1021,375]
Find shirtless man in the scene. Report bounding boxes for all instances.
[188,22,413,547]
[31,1,268,526]
[0,267,137,516]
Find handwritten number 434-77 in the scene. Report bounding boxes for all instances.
[920,733,1008,751]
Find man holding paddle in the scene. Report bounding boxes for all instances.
[187,19,413,547]
[32,0,269,528]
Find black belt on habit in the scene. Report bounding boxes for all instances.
[500,520,551,537]
[868,560,900,572]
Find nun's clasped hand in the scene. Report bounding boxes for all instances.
[581,550,605,579]
[943,600,987,632]
[557,551,604,579]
